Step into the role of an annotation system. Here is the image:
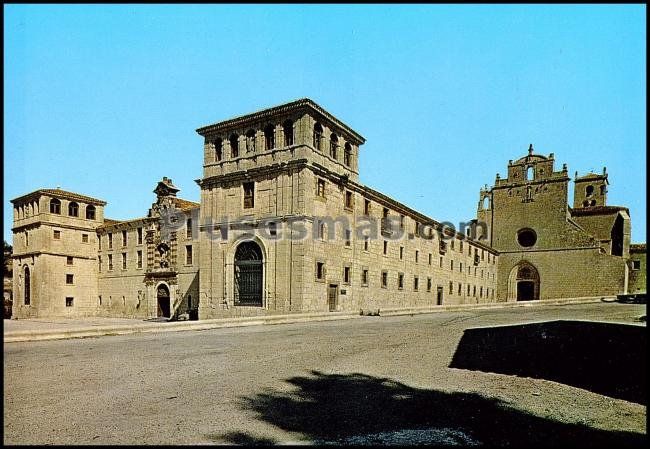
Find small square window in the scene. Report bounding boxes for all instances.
[54,230,61,239]
[243,182,255,209]
[65,297,74,307]
[344,191,354,209]
[316,262,325,280]
[66,256,73,265]
[343,266,351,284]
[364,199,371,215]
[66,274,74,285]
[82,234,89,243]
[632,260,641,270]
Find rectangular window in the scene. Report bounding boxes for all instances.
[400,215,405,230]
[186,245,193,265]
[82,234,88,243]
[362,269,369,286]
[428,253,432,265]
[343,266,351,284]
[66,274,74,284]
[108,254,113,271]
[54,230,61,239]
[65,297,74,307]
[345,229,352,247]
[449,281,453,294]
[450,260,454,270]
[186,218,192,238]
[473,285,476,296]
[480,286,483,298]
[364,199,371,215]
[317,179,326,198]
[383,241,388,255]
[414,276,419,291]
[98,256,102,272]
[66,256,73,265]
[460,241,464,252]
[243,182,255,209]
[399,246,404,260]
[467,285,471,295]
[381,270,388,288]
[415,250,419,263]
[439,257,443,268]
[99,235,102,250]
[344,191,353,209]
[451,239,455,250]
[398,273,404,290]
[632,260,641,270]
[137,250,143,268]
[108,233,113,249]
[122,253,127,269]
[138,227,143,244]
[99,295,102,306]
[316,262,325,280]
[459,262,463,272]
[427,277,432,292]
[364,236,369,251]
[122,230,127,246]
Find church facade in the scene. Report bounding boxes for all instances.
[10,99,644,320]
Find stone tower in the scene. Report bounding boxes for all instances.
[573,168,608,208]
[10,189,106,318]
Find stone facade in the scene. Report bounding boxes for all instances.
[9,99,645,319]
[476,144,637,301]
[628,244,646,294]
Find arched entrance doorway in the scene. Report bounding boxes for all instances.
[157,284,171,318]
[508,262,540,301]
[234,241,263,307]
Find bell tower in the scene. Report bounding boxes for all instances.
[573,168,608,208]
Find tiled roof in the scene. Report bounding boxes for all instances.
[172,197,200,211]
[196,98,366,145]
[11,188,107,206]
[571,205,629,217]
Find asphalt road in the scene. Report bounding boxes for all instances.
[3,303,646,446]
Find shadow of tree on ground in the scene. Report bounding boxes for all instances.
[450,320,646,404]
[215,370,645,447]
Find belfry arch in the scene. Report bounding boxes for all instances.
[507,261,540,301]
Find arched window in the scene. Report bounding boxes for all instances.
[234,241,263,307]
[330,133,338,160]
[481,196,490,210]
[229,134,239,158]
[245,129,256,153]
[526,166,534,181]
[313,123,323,151]
[264,124,275,151]
[585,185,594,197]
[68,202,79,217]
[283,119,294,146]
[24,266,30,305]
[86,205,96,220]
[214,138,223,162]
[344,142,352,167]
[50,198,61,214]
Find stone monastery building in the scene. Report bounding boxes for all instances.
[10,99,646,320]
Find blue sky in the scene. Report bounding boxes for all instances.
[4,4,646,243]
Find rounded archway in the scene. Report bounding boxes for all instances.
[156,284,171,318]
[234,241,264,307]
[507,261,540,301]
